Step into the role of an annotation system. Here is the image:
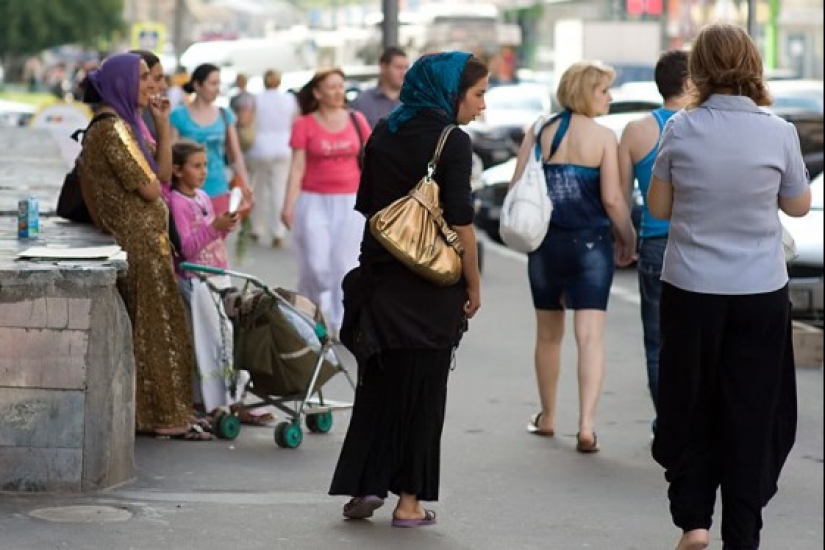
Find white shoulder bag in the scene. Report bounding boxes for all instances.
[499,116,553,253]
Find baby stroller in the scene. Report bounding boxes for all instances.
[180,262,356,449]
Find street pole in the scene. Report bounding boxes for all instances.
[173,0,185,68]
[746,0,756,36]
[381,0,399,50]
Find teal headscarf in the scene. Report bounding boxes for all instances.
[386,51,472,133]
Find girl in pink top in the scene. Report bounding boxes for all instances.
[167,141,235,275]
[282,68,371,334]
[168,141,274,426]
[167,141,241,417]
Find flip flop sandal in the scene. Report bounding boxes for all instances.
[526,412,555,437]
[392,509,437,528]
[157,424,214,441]
[343,495,384,519]
[576,431,600,453]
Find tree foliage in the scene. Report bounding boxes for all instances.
[0,0,124,57]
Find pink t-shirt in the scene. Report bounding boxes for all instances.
[167,188,230,278]
[289,111,370,194]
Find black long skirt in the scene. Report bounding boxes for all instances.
[329,348,452,501]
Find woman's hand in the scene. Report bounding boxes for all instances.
[212,211,239,233]
[281,206,294,230]
[148,95,171,125]
[613,225,637,267]
[464,286,481,319]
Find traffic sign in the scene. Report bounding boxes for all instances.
[131,22,166,54]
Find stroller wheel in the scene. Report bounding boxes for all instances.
[214,412,241,440]
[274,421,303,449]
[306,411,333,434]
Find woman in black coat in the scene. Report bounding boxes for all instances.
[329,52,489,527]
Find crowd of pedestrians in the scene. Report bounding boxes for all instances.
[64,25,811,548]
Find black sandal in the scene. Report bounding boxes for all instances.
[576,431,599,453]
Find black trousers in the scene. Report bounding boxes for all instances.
[652,283,797,550]
[329,348,452,501]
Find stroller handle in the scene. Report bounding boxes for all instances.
[180,262,227,276]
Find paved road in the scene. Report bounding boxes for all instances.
[1,236,822,550]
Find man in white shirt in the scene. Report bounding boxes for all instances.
[246,70,299,247]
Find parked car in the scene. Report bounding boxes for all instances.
[782,172,824,324]
[463,83,553,169]
[773,109,824,177]
[473,111,647,243]
[0,99,35,127]
[768,79,823,114]
[608,81,662,114]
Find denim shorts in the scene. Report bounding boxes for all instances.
[527,227,615,311]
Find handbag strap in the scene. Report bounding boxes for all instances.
[426,125,457,179]
[408,187,464,255]
[349,110,365,170]
[220,107,234,165]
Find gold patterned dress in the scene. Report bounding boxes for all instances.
[79,115,194,432]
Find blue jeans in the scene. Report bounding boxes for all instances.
[637,237,667,417]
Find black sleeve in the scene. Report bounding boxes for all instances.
[354,134,374,217]
[435,128,474,226]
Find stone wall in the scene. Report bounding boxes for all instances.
[0,127,135,492]
[0,269,135,492]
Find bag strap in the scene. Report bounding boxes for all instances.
[532,115,547,161]
[349,110,365,170]
[220,107,234,165]
[71,112,116,144]
[409,187,464,255]
[426,125,456,178]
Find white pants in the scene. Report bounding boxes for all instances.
[292,192,364,332]
[187,276,249,412]
[248,155,290,240]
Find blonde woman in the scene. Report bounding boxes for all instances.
[512,61,636,453]
[282,68,371,334]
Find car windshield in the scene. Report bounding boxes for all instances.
[811,174,823,211]
[485,86,546,112]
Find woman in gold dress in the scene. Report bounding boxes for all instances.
[78,53,208,440]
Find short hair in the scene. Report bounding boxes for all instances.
[130,49,160,70]
[171,140,207,187]
[457,56,490,104]
[555,61,616,117]
[688,23,771,108]
[296,68,346,115]
[655,50,689,100]
[263,70,281,89]
[379,46,407,65]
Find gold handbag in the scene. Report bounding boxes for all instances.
[369,125,465,286]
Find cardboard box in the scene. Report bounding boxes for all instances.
[792,321,823,369]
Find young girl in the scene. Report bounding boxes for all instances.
[168,140,273,425]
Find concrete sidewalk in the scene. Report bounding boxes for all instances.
[1,238,822,550]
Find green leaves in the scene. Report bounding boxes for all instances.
[0,0,124,56]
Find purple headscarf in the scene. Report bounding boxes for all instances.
[87,53,157,172]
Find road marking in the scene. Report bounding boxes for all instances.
[483,239,641,305]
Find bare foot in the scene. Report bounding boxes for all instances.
[676,529,709,550]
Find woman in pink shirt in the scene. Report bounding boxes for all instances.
[282,68,371,334]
